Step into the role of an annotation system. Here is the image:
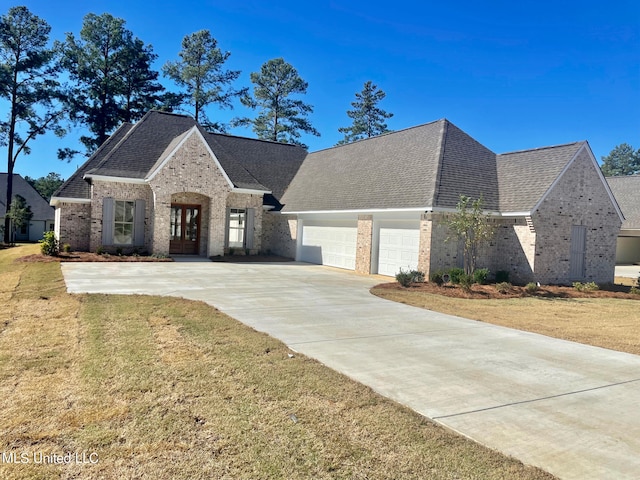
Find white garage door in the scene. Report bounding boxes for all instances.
[377,227,420,277]
[300,224,357,270]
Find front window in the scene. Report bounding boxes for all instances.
[228,208,246,248]
[114,200,135,244]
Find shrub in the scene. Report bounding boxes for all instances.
[40,231,59,256]
[448,267,465,284]
[495,282,512,294]
[473,268,490,285]
[525,282,539,293]
[396,268,425,287]
[495,270,510,283]
[630,286,640,296]
[96,245,105,255]
[63,243,72,253]
[430,270,445,286]
[573,281,599,292]
[459,273,474,292]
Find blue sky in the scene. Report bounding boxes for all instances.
[6,0,640,180]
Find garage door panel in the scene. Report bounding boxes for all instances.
[300,224,357,270]
[377,227,420,277]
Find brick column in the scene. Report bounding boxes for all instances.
[355,215,373,274]
[418,213,433,278]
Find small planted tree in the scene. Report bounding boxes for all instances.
[6,194,32,243]
[445,195,495,276]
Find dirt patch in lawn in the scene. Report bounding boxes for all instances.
[373,280,639,300]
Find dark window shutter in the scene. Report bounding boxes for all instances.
[224,207,230,249]
[134,199,145,247]
[102,198,114,245]
[245,208,255,250]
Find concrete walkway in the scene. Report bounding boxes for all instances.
[62,261,640,480]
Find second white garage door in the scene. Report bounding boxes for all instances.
[377,227,420,277]
[299,224,357,270]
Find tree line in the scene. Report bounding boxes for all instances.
[0,6,393,243]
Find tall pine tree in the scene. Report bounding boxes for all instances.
[337,81,393,145]
[163,30,245,131]
[235,58,319,147]
[0,6,63,243]
[600,143,640,176]
[59,13,165,152]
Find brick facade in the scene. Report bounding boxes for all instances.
[55,202,91,251]
[529,149,621,284]
[262,213,297,258]
[56,130,265,257]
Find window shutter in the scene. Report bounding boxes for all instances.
[245,208,255,250]
[224,207,230,249]
[134,199,145,246]
[102,198,114,245]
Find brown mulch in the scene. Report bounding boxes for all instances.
[374,281,639,300]
[17,252,174,263]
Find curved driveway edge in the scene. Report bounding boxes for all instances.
[62,261,640,480]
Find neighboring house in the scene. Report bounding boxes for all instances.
[606,175,640,264]
[1,173,55,242]
[52,111,623,284]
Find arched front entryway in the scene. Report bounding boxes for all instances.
[169,192,209,256]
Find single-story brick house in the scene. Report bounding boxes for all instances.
[1,173,55,242]
[606,175,640,264]
[52,110,623,284]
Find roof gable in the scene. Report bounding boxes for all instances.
[496,142,584,213]
[54,111,307,205]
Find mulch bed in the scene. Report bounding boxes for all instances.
[17,252,295,263]
[373,281,639,300]
[17,252,174,263]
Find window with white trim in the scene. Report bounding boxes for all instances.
[228,208,246,248]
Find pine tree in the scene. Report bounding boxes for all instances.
[235,58,319,147]
[163,30,245,131]
[337,81,393,145]
[59,13,165,152]
[0,6,63,243]
[600,143,640,176]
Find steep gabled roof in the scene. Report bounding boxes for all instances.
[497,142,584,212]
[86,111,196,179]
[281,120,446,212]
[204,132,307,207]
[281,121,596,216]
[0,173,54,220]
[53,122,133,200]
[606,175,640,229]
[53,111,307,206]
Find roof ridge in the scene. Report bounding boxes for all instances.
[310,118,448,154]
[499,141,584,156]
[207,130,307,148]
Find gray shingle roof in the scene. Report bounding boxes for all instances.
[281,120,585,214]
[54,122,133,200]
[496,142,584,212]
[281,120,446,212]
[606,175,640,229]
[0,173,54,220]
[54,111,307,207]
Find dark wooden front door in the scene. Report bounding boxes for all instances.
[170,204,200,254]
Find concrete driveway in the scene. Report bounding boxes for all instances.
[62,261,640,480]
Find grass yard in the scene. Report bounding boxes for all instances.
[0,244,554,479]
[372,282,640,356]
